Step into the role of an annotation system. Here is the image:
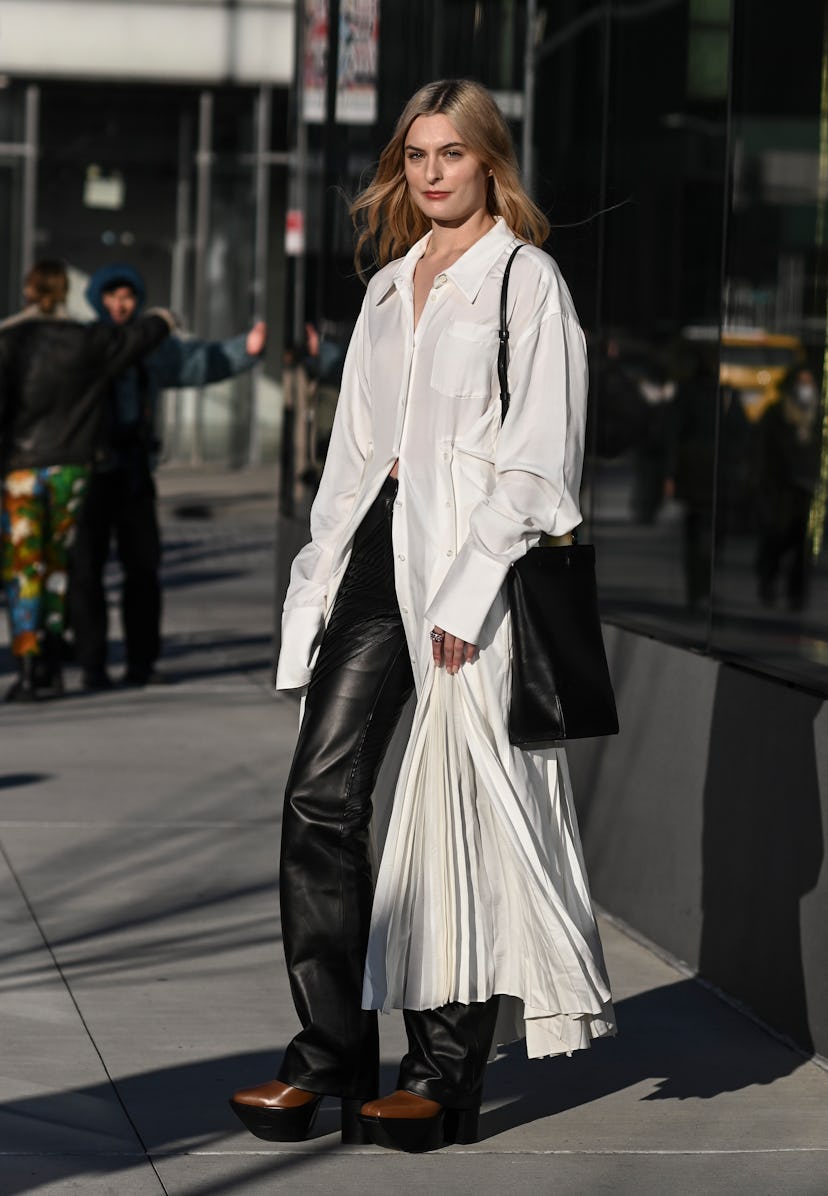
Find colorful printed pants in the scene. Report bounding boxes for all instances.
[1,465,90,657]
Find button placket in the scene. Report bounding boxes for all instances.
[443,440,459,559]
[429,273,449,305]
[392,282,416,452]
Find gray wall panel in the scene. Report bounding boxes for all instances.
[568,625,827,1059]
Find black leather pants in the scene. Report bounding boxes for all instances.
[278,477,500,1105]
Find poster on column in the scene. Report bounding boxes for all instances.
[303,0,379,125]
[335,0,379,124]
[303,0,328,123]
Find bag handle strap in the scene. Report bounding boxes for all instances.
[497,242,578,547]
[497,242,526,424]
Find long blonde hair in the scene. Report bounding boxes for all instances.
[351,79,549,277]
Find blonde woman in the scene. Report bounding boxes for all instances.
[231,79,614,1152]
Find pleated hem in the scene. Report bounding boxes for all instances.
[364,665,616,1054]
[522,1002,617,1059]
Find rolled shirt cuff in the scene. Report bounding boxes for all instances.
[424,546,511,646]
[274,605,325,690]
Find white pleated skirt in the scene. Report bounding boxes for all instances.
[362,663,615,1059]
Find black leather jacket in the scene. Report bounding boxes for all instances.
[0,314,170,472]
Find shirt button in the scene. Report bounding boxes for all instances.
[429,293,437,302]
[435,273,447,287]
[401,606,409,614]
[398,553,406,561]
[446,549,454,557]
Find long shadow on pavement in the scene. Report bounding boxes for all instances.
[479,977,809,1141]
[0,980,812,1194]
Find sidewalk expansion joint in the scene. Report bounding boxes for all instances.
[152,1146,828,1157]
[595,905,828,1074]
[3,1147,828,1159]
[0,835,171,1195]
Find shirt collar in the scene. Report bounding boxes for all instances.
[376,229,432,303]
[442,216,518,303]
[377,216,518,306]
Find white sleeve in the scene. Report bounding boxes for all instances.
[425,310,587,645]
[275,306,372,690]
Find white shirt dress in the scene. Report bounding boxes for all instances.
[276,217,615,1058]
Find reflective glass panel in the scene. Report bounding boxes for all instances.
[584,0,732,649]
[710,0,828,689]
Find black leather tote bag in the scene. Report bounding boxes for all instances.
[499,244,619,746]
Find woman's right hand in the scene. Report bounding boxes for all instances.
[430,626,477,674]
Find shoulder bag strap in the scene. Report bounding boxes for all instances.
[497,242,577,547]
[497,242,525,424]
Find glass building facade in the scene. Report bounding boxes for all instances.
[1,1,825,694]
[314,0,828,697]
[542,0,828,695]
[0,0,293,467]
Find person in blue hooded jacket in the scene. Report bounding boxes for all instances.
[70,263,267,689]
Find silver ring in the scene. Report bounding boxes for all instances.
[429,630,445,643]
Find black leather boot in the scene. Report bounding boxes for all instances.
[5,656,38,703]
[34,633,65,698]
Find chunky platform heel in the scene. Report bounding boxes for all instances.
[443,1103,480,1146]
[361,1108,447,1153]
[230,1081,376,1144]
[229,1089,322,1142]
[341,1097,373,1145]
[358,1090,482,1153]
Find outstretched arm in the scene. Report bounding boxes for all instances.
[153,323,267,388]
[86,309,174,379]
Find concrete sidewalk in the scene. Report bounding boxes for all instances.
[0,466,825,1196]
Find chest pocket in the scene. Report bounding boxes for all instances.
[430,321,498,398]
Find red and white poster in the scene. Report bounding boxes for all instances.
[303,0,329,123]
[303,0,379,126]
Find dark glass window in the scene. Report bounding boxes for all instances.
[710,0,828,690]
[554,1,733,650]
[312,0,828,695]
[532,0,828,694]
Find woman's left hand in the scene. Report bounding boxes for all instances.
[431,626,477,674]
